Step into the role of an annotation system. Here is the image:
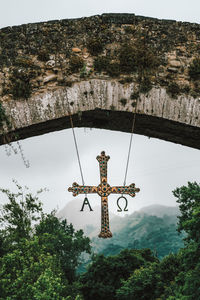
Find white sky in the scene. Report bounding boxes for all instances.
[0,0,200,218]
[0,0,200,28]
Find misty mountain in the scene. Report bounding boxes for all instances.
[58,203,184,259]
[57,198,116,230]
[91,205,184,259]
[139,204,180,217]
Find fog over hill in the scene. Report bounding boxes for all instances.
[57,198,116,230]
[57,200,180,232]
[139,204,180,217]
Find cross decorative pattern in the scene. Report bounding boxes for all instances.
[68,151,140,238]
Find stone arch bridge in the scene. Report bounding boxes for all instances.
[0,13,199,149]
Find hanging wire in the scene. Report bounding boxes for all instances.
[123,99,138,187]
[55,43,86,188]
[68,106,85,186]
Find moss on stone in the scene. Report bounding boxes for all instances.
[9,69,32,100]
[120,98,127,106]
[87,38,104,56]
[188,58,200,80]
[119,41,159,74]
[70,56,84,73]
[131,101,137,107]
[0,102,10,128]
[37,50,50,62]
[131,91,140,99]
[94,56,120,77]
[119,44,137,73]
[139,76,152,93]
[119,77,133,84]
[124,26,135,34]
[106,62,120,77]
[94,56,110,73]
[167,82,180,98]
[15,56,36,68]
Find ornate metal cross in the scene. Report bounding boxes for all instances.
[68,151,140,238]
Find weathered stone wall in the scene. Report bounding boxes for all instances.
[0,13,200,148]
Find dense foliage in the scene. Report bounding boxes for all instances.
[0,181,199,299]
[80,248,157,300]
[115,181,200,300]
[0,183,90,299]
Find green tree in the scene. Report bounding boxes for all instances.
[80,248,158,300]
[35,212,91,282]
[0,182,43,253]
[173,181,200,243]
[116,262,161,300]
[0,183,91,299]
[163,182,200,299]
[0,236,68,300]
[116,253,181,300]
[116,182,200,300]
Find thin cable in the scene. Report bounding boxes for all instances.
[68,109,85,186]
[123,101,138,187]
[56,44,86,188]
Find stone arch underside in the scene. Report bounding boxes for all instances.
[0,79,199,149]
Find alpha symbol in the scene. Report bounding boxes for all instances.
[68,151,140,238]
[80,197,93,212]
[117,196,128,212]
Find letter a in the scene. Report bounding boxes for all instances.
[80,197,93,212]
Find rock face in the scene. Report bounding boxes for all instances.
[0,13,200,148]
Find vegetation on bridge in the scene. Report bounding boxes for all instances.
[0,14,200,102]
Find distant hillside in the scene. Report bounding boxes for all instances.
[58,203,184,260]
[91,205,184,259]
[57,199,116,231]
[139,204,180,217]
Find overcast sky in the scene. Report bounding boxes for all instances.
[0,0,200,28]
[0,0,199,218]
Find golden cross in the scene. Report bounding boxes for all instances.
[68,151,140,238]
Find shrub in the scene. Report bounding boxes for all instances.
[37,50,50,62]
[94,56,120,77]
[87,38,104,56]
[0,102,10,128]
[119,42,159,74]
[94,56,110,73]
[106,62,120,77]
[167,82,180,98]
[119,44,137,73]
[188,58,200,80]
[10,69,32,100]
[70,56,84,73]
[139,76,152,93]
